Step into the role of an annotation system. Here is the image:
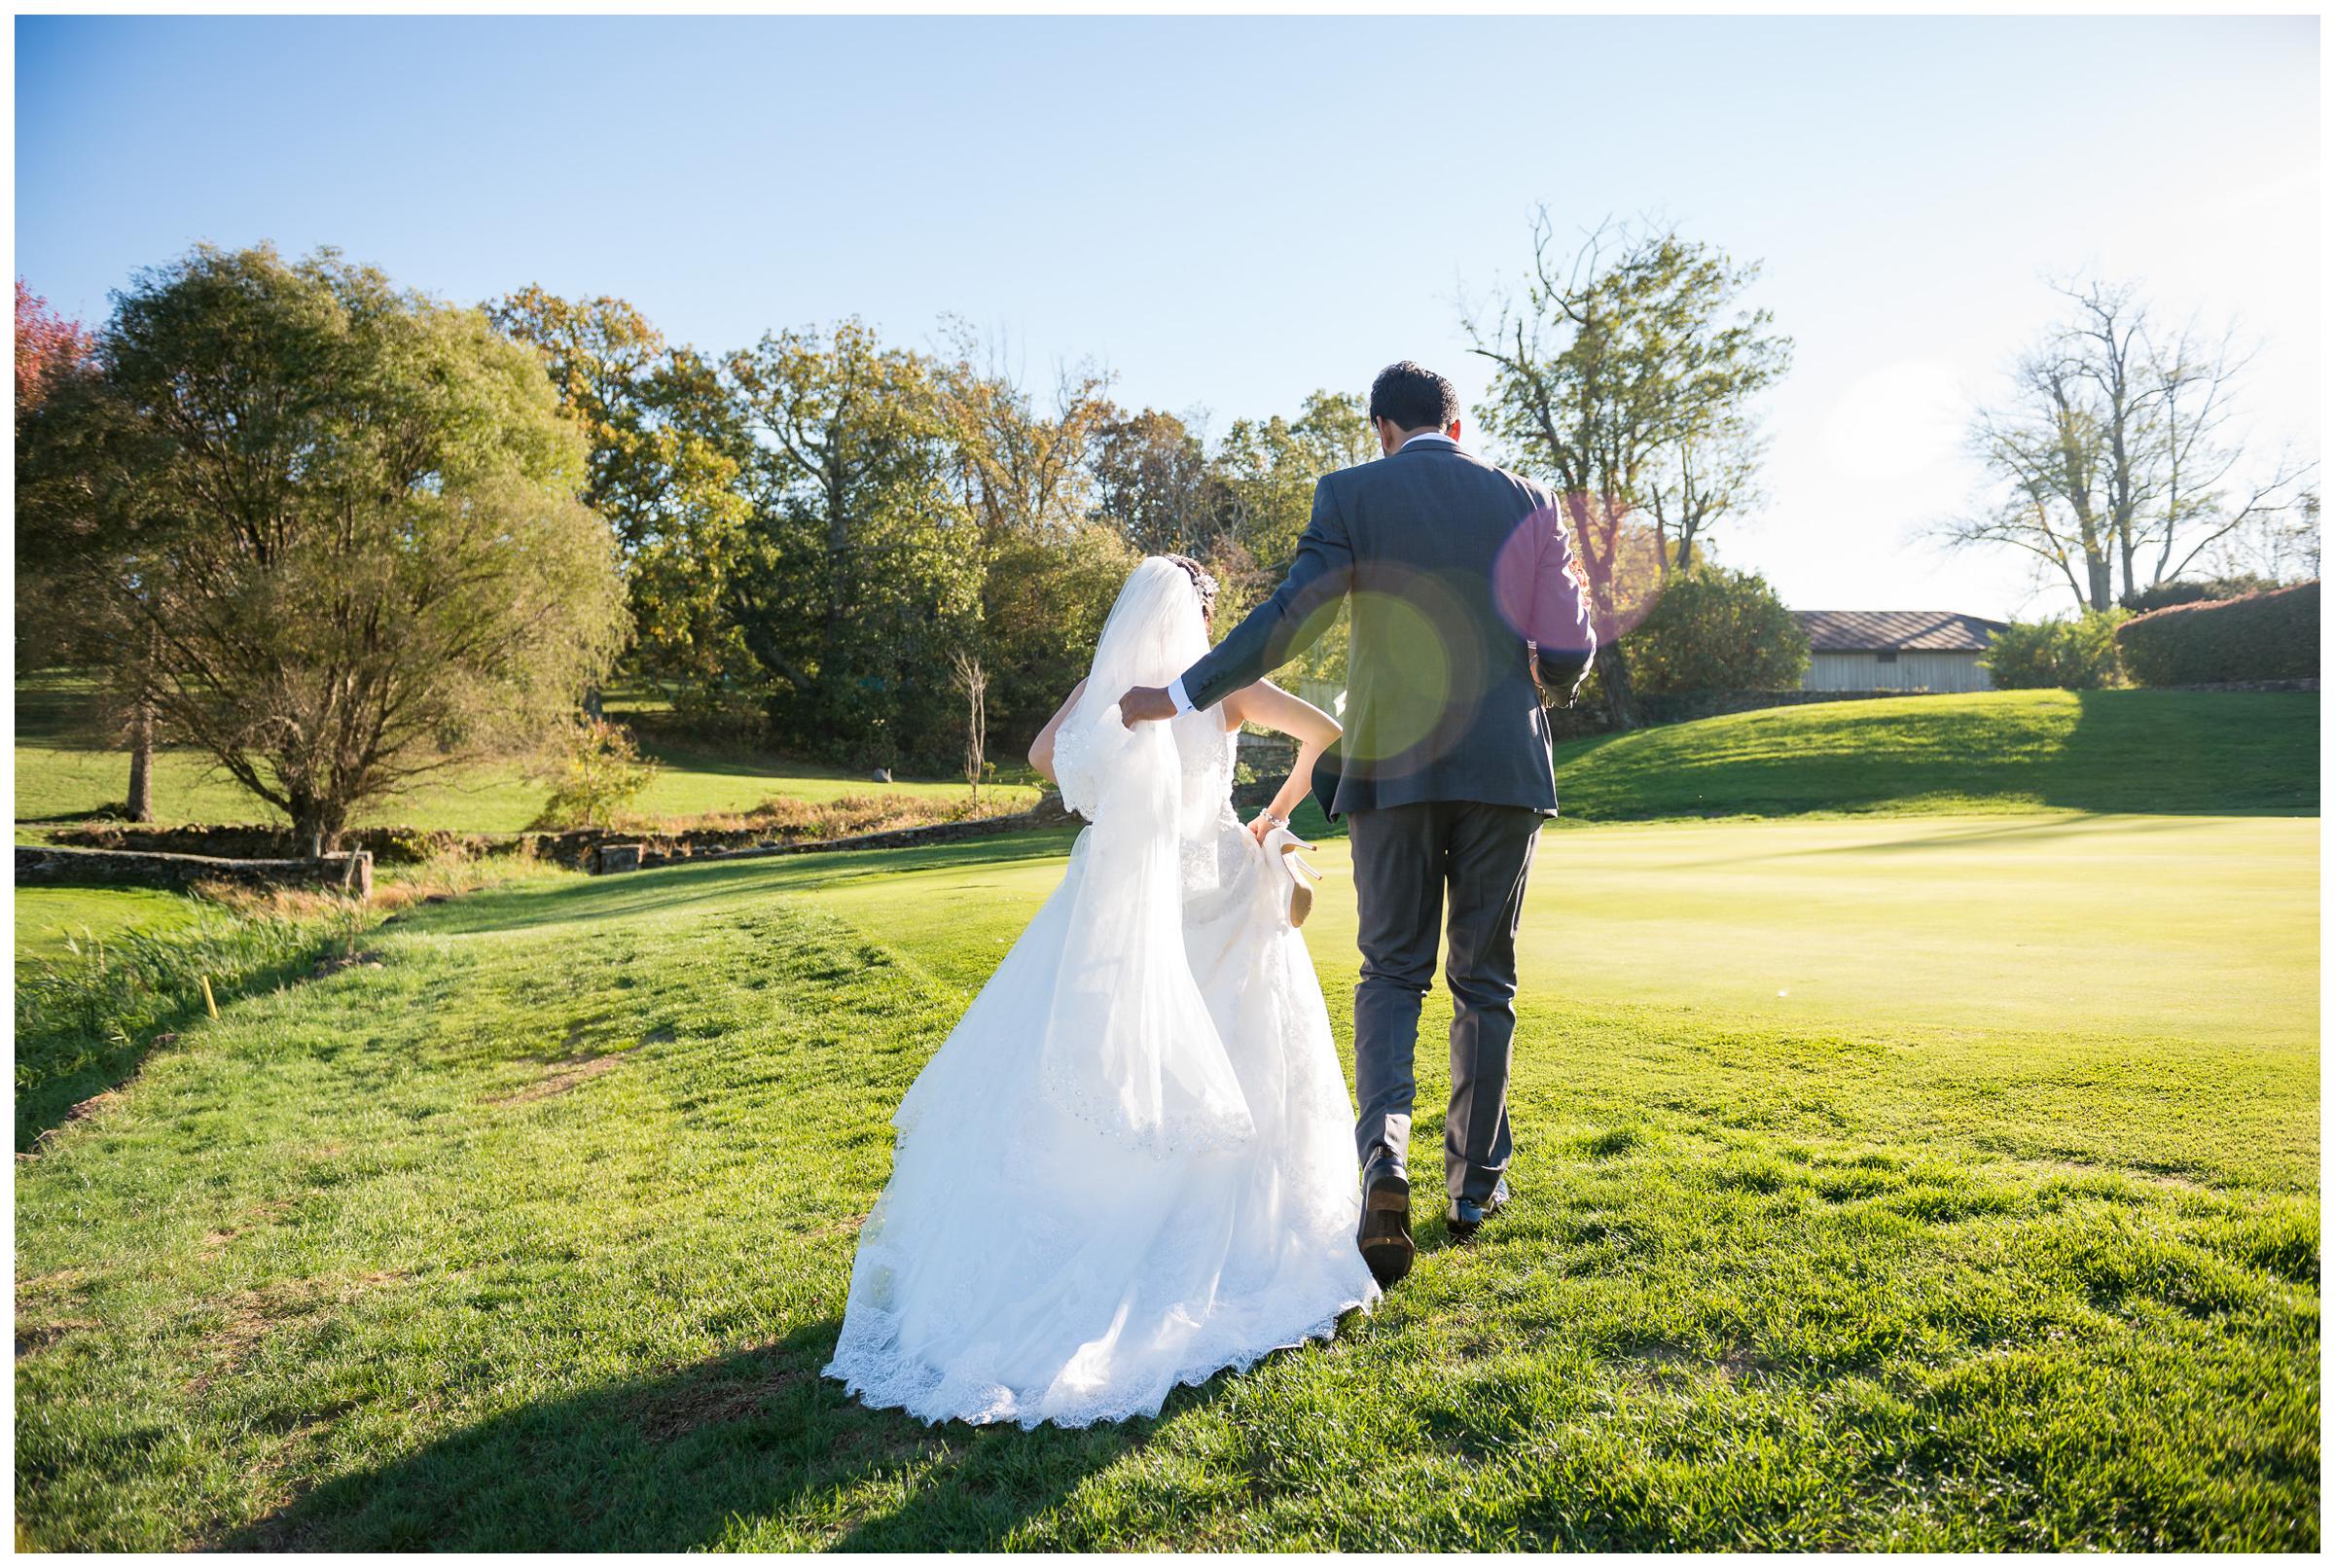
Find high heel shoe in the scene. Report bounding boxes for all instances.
[1261,823,1325,928]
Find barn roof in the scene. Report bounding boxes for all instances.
[1793,610,2010,653]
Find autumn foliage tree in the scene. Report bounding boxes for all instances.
[15,279,90,414]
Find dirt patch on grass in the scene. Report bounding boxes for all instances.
[18,1087,128,1160]
[15,1317,98,1360]
[193,1269,413,1391]
[203,1197,294,1249]
[634,1356,813,1440]
[16,1266,99,1360]
[312,950,386,979]
[488,1052,625,1107]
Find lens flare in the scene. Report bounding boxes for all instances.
[1492,496,1662,647]
[1339,569,1494,770]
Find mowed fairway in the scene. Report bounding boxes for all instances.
[14,805,2316,1550]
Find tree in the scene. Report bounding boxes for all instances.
[1468,212,1790,728]
[1209,389,1376,687]
[1946,277,2315,612]
[486,289,753,714]
[1646,414,1765,573]
[16,280,90,415]
[16,244,629,849]
[722,319,983,768]
[977,519,1138,751]
[950,649,988,804]
[12,281,160,819]
[930,333,1133,751]
[1628,565,1808,694]
[524,715,662,830]
[935,325,1113,545]
[1089,407,1226,556]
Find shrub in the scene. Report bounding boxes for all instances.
[2115,580,2320,686]
[525,717,661,830]
[1628,566,1810,695]
[2119,574,2275,615]
[1982,610,2129,689]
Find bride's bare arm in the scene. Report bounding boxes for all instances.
[1223,681,1341,840]
[1027,678,1089,786]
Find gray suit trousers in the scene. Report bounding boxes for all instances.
[1347,801,1543,1204]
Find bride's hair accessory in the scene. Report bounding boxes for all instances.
[1161,553,1218,621]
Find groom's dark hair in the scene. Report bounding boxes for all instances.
[1368,361,1460,433]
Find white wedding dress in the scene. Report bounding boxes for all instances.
[825,558,1379,1428]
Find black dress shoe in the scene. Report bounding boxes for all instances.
[1446,1177,1512,1241]
[1357,1152,1415,1288]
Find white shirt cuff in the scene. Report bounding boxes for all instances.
[1168,676,1195,714]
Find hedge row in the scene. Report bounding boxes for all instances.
[2114,580,2319,687]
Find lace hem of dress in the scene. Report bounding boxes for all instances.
[821,1292,1375,1431]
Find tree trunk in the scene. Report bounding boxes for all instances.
[2087,552,2115,613]
[290,799,346,857]
[1595,642,1641,731]
[126,697,155,824]
[583,686,604,722]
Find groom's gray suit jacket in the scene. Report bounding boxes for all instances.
[1176,439,1596,817]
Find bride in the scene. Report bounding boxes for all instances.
[824,553,1380,1428]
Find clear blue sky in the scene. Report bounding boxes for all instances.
[15,14,2319,619]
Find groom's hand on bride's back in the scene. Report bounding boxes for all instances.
[1118,686,1175,728]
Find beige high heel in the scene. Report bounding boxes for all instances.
[1261,823,1325,928]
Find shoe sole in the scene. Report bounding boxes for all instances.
[1358,1170,1414,1287]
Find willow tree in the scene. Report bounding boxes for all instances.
[16,245,629,849]
[1468,213,1790,728]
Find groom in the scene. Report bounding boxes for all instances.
[1120,360,1596,1288]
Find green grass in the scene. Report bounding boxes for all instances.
[14,811,2317,1550]
[12,671,1032,834]
[12,902,362,1152]
[14,886,207,959]
[1553,689,2318,819]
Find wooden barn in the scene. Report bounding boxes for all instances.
[1793,610,2010,694]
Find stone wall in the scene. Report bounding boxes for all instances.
[599,792,1079,873]
[16,844,373,899]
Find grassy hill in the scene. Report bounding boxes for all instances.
[1552,690,2318,820]
[14,811,2317,1550]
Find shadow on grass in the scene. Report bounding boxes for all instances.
[1655,810,2212,872]
[2045,689,2319,815]
[232,1320,1218,1551]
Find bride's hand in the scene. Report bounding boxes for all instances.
[1247,809,1285,847]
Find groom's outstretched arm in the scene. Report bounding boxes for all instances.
[1527,500,1598,701]
[1176,478,1356,713]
